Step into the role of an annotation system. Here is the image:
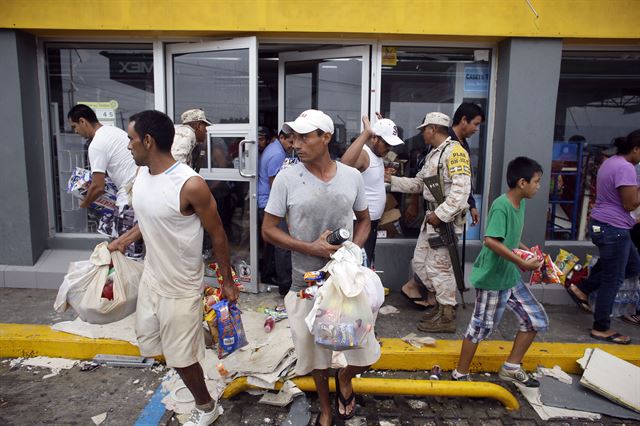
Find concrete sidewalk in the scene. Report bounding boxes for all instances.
[2,287,639,344]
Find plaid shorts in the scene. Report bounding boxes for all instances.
[465,280,549,344]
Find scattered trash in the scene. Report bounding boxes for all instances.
[516,383,601,421]
[579,348,640,412]
[80,362,100,372]
[379,305,400,315]
[484,373,491,377]
[133,379,140,385]
[10,356,78,379]
[52,313,138,345]
[429,365,442,380]
[538,365,572,385]
[170,385,195,403]
[258,380,303,407]
[407,399,428,410]
[400,333,437,348]
[93,354,154,368]
[538,375,640,421]
[91,412,107,425]
[282,394,311,425]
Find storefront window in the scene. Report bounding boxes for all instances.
[548,50,640,241]
[379,46,491,239]
[46,44,154,233]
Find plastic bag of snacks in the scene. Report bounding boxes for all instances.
[529,245,563,285]
[305,243,375,351]
[54,242,143,324]
[512,248,538,271]
[213,299,248,359]
[554,249,580,284]
[67,167,118,216]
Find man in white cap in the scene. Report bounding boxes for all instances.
[181,108,212,170]
[341,115,404,267]
[385,112,471,333]
[262,109,378,425]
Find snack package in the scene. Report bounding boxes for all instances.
[529,245,563,285]
[512,249,537,271]
[67,167,118,215]
[209,262,245,291]
[213,299,248,359]
[554,249,580,284]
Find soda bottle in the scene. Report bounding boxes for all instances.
[327,228,350,245]
[264,316,275,333]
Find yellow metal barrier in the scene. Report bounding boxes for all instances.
[223,376,520,411]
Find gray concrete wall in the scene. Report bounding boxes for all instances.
[492,38,563,247]
[0,30,48,265]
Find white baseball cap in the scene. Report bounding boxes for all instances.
[416,112,451,130]
[283,109,334,134]
[372,118,404,146]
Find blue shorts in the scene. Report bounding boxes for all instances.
[465,280,549,344]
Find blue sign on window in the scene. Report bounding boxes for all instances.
[464,64,489,93]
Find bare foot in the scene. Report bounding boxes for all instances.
[317,411,332,426]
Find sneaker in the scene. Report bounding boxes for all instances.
[183,406,219,426]
[498,365,539,387]
[451,369,471,381]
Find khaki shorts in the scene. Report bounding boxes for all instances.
[136,277,205,368]
[284,291,381,376]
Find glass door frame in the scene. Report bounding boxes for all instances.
[165,37,260,293]
[277,46,371,131]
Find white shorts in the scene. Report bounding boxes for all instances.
[284,291,381,376]
[136,277,205,368]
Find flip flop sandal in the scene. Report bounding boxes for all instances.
[400,289,430,310]
[566,286,592,313]
[589,332,631,345]
[621,314,640,327]
[334,370,356,420]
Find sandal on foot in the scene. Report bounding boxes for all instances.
[566,286,591,312]
[621,314,640,327]
[589,332,631,345]
[334,370,356,420]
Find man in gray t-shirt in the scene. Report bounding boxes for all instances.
[262,109,376,425]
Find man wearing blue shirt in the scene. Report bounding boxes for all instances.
[258,129,294,294]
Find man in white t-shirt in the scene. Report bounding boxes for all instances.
[341,115,404,267]
[68,104,142,258]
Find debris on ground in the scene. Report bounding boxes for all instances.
[281,394,310,425]
[379,305,399,315]
[516,382,601,421]
[400,332,436,348]
[258,380,303,407]
[578,347,640,412]
[10,356,78,379]
[52,314,138,345]
[93,354,154,368]
[91,412,107,425]
[537,365,572,384]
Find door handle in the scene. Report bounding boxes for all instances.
[238,139,256,178]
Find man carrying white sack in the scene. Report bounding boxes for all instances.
[262,109,379,426]
[108,110,238,426]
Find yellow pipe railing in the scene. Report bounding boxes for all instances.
[222,376,520,411]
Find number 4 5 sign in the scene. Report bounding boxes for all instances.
[78,100,119,127]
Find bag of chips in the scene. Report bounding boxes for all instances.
[213,299,248,359]
[529,245,563,285]
[554,249,580,284]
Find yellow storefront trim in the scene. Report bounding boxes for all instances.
[1,0,639,39]
[1,324,638,375]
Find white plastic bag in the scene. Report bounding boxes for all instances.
[54,242,143,324]
[305,242,378,350]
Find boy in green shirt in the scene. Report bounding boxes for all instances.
[452,157,548,387]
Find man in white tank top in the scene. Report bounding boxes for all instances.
[341,115,404,266]
[108,110,237,426]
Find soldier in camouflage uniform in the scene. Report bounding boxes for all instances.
[386,112,471,332]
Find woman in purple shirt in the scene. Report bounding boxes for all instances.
[568,130,640,344]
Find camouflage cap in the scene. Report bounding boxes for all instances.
[180,109,212,125]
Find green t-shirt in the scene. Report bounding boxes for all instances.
[470,194,526,290]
